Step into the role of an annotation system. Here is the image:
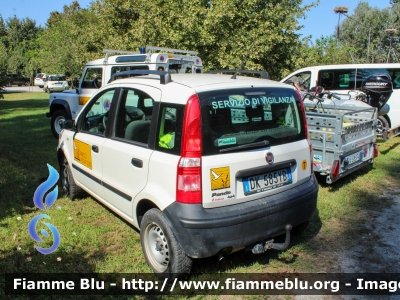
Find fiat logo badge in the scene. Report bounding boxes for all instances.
[266,152,274,164]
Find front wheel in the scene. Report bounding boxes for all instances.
[140,208,192,278]
[51,109,68,139]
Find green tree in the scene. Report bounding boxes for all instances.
[35,1,101,78]
[0,42,7,92]
[90,0,319,80]
[3,16,39,79]
[339,2,400,63]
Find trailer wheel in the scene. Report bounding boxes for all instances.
[377,116,389,135]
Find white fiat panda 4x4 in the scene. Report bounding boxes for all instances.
[57,70,318,277]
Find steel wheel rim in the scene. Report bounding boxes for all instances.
[143,222,169,272]
[54,116,65,135]
[376,118,385,135]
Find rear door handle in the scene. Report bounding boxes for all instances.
[131,158,143,168]
[92,145,99,153]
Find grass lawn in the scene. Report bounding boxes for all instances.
[1,92,400,299]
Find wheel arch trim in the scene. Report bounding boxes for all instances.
[50,100,72,119]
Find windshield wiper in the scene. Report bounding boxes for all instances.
[220,140,269,153]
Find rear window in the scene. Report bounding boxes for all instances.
[36,73,45,78]
[198,87,306,155]
[50,75,66,81]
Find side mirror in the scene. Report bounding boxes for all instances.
[72,78,79,88]
[60,119,74,130]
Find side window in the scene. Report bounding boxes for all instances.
[319,69,355,90]
[156,104,183,155]
[81,67,103,89]
[393,72,400,89]
[359,68,400,90]
[283,71,311,91]
[81,89,116,136]
[113,89,154,144]
[158,107,177,149]
[110,65,149,79]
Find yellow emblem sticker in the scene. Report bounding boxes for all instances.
[74,140,92,169]
[301,159,307,171]
[210,167,230,190]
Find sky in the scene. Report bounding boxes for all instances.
[0,0,394,42]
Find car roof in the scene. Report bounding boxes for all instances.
[104,73,293,105]
[111,73,288,89]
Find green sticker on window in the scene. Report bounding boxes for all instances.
[218,137,237,147]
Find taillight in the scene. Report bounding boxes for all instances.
[295,90,313,175]
[331,160,340,180]
[176,94,202,204]
[373,143,378,158]
[308,141,313,175]
[295,90,308,140]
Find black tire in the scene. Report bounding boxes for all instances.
[140,208,192,278]
[39,85,43,88]
[377,116,389,136]
[60,156,83,200]
[51,109,68,139]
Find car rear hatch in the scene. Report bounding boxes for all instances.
[198,86,312,208]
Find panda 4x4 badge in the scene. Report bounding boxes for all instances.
[210,167,230,190]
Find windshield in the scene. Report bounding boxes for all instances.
[199,87,306,155]
[49,75,66,81]
[168,60,193,73]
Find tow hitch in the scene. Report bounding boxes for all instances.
[249,224,292,254]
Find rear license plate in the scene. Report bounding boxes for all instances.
[344,151,362,165]
[243,168,292,195]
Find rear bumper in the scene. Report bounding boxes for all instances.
[162,174,318,258]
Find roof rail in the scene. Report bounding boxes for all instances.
[108,70,172,85]
[102,49,141,64]
[205,70,270,79]
[146,46,198,56]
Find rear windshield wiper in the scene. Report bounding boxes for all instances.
[220,140,269,153]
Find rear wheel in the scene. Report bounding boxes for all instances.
[60,156,83,200]
[377,116,389,136]
[51,109,68,139]
[140,208,192,278]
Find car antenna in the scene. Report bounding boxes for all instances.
[230,61,244,79]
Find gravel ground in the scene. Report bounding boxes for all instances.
[294,187,400,300]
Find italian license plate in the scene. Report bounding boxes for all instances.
[243,168,292,195]
[344,151,362,165]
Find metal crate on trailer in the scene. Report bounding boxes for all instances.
[304,103,377,184]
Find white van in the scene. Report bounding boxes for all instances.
[281,64,400,133]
